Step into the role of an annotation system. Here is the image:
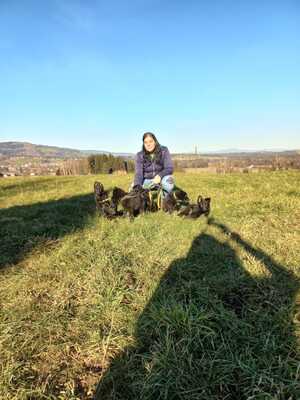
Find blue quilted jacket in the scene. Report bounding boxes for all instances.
[133,145,174,186]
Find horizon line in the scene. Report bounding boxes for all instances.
[0,140,299,154]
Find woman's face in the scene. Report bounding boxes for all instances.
[143,135,156,153]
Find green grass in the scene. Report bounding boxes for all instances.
[0,172,300,400]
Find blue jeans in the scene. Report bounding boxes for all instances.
[131,175,175,198]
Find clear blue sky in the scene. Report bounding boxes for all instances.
[0,0,299,153]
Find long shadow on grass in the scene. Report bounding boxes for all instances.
[94,218,300,400]
[0,193,95,270]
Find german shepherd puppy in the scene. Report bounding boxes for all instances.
[94,181,117,218]
[162,187,190,213]
[120,185,151,218]
[111,187,127,215]
[178,196,211,218]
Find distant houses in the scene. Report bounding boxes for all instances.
[0,150,299,177]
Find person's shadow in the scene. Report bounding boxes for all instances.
[94,218,300,400]
[0,193,95,270]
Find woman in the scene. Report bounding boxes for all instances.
[133,132,174,196]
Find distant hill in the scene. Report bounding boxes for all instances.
[0,142,135,159]
[0,142,83,158]
[199,149,300,157]
[200,148,293,154]
[173,149,299,158]
[0,141,298,160]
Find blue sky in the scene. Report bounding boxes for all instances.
[0,0,299,153]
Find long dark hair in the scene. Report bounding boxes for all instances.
[142,132,162,161]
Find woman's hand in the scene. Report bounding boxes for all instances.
[153,175,161,184]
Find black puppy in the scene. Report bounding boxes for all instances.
[94,181,117,218]
[162,187,190,213]
[178,195,211,219]
[173,187,189,203]
[111,187,127,215]
[162,192,177,213]
[94,181,108,210]
[121,185,151,218]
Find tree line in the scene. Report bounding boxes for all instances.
[56,154,135,176]
[87,154,134,174]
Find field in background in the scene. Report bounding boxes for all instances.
[0,172,300,399]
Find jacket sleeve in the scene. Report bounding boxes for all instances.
[158,147,174,178]
[133,153,144,186]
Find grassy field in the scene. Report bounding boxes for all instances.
[0,172,300,400]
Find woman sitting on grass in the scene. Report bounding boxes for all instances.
[132,132,174,197]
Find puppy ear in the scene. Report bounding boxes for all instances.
[197,195,203,205]
[205,197,211,203]
[97,182,104,192]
